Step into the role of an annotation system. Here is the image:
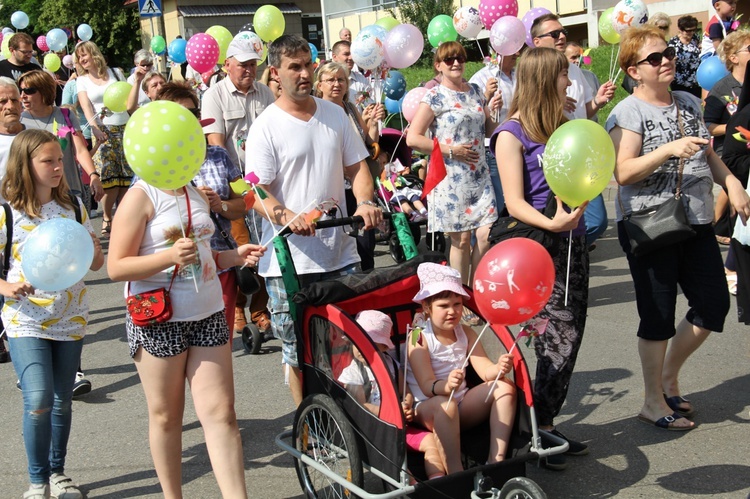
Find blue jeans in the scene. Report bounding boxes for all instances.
[9,336,82,484]
[584,194,608,247]
[486,148,505,213]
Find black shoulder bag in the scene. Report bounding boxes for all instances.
[619,100,696,257]
[488,191,560,257]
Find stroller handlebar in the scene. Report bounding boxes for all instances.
[279,214,403,236]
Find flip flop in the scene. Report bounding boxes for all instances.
[664,394,695,418]
[637,412,694,431]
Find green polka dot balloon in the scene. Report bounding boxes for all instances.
[124,101,206,189]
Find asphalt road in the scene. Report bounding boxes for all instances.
[1,195,750,498]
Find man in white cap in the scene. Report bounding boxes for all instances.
[202,33,275,171]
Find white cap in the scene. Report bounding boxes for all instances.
[226,36,261,63]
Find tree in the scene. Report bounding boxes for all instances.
[391,0,456,63]
[1,0,140,69]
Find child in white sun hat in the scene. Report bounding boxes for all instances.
[405,262,516,474]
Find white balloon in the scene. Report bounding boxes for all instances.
[453,7,483,39]
[612,0,649,35]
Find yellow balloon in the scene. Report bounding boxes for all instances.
[103,82,132,113]
[254,5,285,42]
[44,53,61,72]
[1,35,12,60]
[206,25,233,62]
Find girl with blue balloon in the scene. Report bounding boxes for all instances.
[0,129,104,499]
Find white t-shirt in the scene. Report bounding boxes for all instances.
[245,97,368,277]
[126,72,152,108]
[566,63,594,120]
[76,68,129,126]
[338,360,380,406]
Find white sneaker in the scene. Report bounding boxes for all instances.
[49,473,82,499]
[23,483,50,499]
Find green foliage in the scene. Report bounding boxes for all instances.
[0,0,140,69]
[390,0,456,62]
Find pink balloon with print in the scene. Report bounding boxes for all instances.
[186,33,220,74]
[478,0,518,31]
[490,16,526,56]
[402,87,428,123]
[36,35,48,52]
[521,7,552,47]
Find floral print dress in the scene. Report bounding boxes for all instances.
[422,83,497,233]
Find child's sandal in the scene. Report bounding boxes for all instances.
[101,218,112,238]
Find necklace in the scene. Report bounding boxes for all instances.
[29,108,54,130]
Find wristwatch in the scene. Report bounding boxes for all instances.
[221,202,228,212]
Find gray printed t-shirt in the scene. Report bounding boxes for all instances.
[605,91,713,224]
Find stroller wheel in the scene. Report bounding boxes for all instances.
[241,324,263,355]
[426,231,446,253]
[497,477,547,499]
[293,394,364,498]
[389,234,405,263]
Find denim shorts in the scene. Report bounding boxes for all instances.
[266,263,359,367]
[618,222,729,340]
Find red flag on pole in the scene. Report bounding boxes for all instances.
[421,137,447,199]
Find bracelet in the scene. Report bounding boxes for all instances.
[89,172,100,178]
[431,379,440,396]
[356,200,377,208]
[448,146,453,160]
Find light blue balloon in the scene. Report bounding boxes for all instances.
[2,28,14,36]
[46,29,68,52]
[696,56,729,91]
[360,24,387,42]
[384,96,403,114]
[308,42,318,62]
[384,70,407,100]
[11,11,29,30]
[77,24,93,42]
[21,219,94,292]
[168,38,187,64]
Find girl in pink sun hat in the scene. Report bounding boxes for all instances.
[405,262,516,474]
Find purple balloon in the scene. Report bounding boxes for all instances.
[384,23,424,69]
[521,7,552,47]
[490,16,526,56]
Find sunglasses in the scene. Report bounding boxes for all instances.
[187,107,201,118]
[442,55,466,65]
[735,45,750,54]
[538,28,568,40]
[681,28,697,33]
[20,87,38,95]
[636,46,677,66]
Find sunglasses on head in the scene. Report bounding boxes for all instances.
[20,87,38,95]
[539,28,568,40]
[442,55,466,65]
[636,46,676,66]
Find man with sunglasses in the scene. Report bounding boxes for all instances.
[531,14,615,120]
[0,33,40,82]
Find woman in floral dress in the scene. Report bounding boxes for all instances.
[407,41,500,288]
[668,15,702,98]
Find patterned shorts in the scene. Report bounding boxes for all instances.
[126,310,229,358]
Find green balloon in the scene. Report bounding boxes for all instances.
[427,14,458,48]
[599,8,620,45]
[150,35,166,54]
[103,82,132,113]
[206,25,233,61]
[542,120,616,208]
[124,101,206,189]
[376,16,399,31]
[254,5,285,42]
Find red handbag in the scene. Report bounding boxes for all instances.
[127,189,193,327]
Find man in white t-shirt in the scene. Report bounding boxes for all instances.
[532,14,615,120]
[246,35,382,406]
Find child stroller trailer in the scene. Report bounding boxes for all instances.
[273,217,567,498]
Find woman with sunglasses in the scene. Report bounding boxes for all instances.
[126,50,157,109]
[75,40,133,239]
[314,61,384,270]
[667,16,702,98]
[606,26,750,431]
[18,70,104,205]
[407,41,500,306]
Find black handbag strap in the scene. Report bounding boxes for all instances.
[2,203,11,280]
[618,98,687,216]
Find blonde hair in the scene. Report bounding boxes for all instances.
[718,29,750,71]
[1,129,73,218]
[507,48,568,144]
[74,41,109,77]
[314,61,349,98]
[618,26,668,72]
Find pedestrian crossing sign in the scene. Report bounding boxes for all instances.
[139,0,162,18]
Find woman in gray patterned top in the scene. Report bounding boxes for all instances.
[606,26,750,431]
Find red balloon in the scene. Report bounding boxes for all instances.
[473,239,555,325]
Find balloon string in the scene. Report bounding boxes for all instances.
[0,309,21,341]
[494,56,503,123]
[608,45,616,83]
[564,229,572,307]
[447,322,489,405]
[484,337,521,403]
[173,189,199,293]
[476,39,485,61]
[260,198,318,250]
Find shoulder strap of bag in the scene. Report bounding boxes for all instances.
[2,203,12,279]
[618,99,687,215]
[68,192,82,224]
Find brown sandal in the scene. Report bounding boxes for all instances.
[101,218,111,238]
